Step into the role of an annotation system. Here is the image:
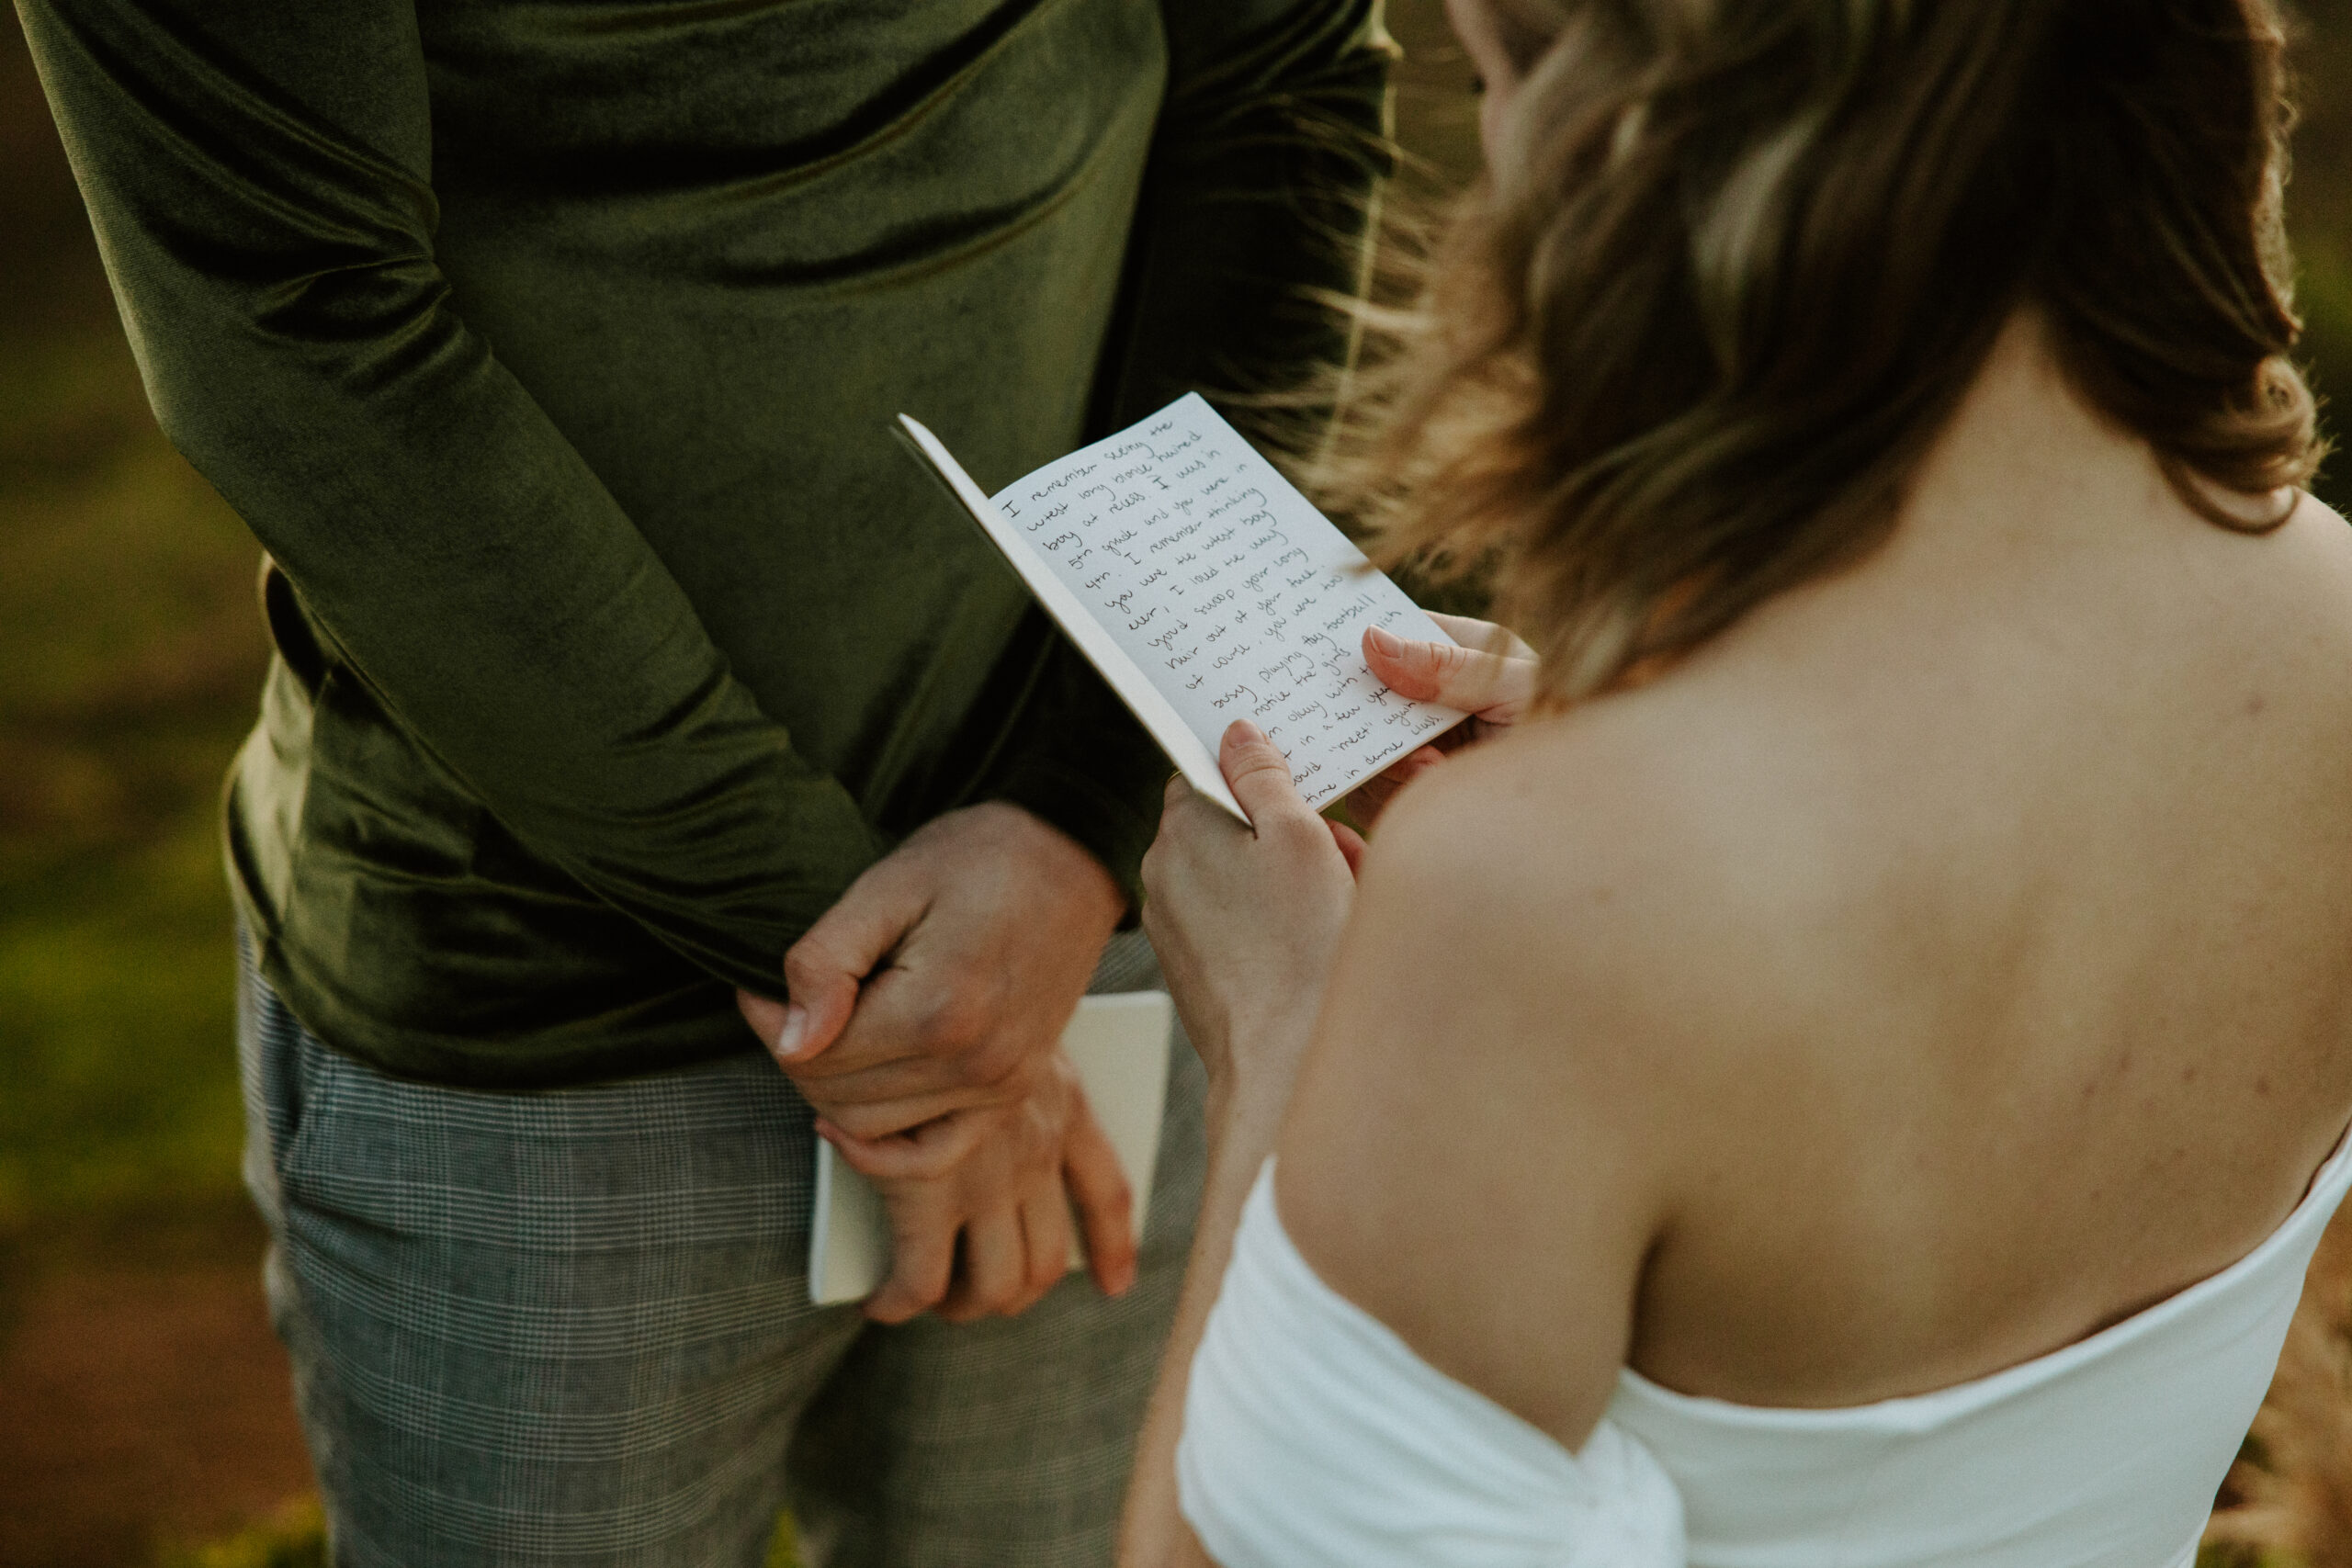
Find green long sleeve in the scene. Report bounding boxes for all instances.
[23,0,884,998]
[20,0,1391,1084]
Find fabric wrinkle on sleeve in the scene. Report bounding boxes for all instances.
[20,0,882,998]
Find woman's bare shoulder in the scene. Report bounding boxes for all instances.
[1372,703,1669,878]
[1280,717,1702,1443]
[2197,490,2352,739]
[1339,685,1894,1147]
[2279,491,2352,608]
[1362,697,1816,984]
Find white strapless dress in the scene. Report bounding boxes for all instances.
[1178,1135,2352,1568]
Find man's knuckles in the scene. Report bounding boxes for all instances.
[956,1029,1037,1092]
[900,982,988,1059]
[902,1008,1033,1093]
[781,936,858,1003]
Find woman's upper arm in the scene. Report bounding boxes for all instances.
[1272,751,1680,1449]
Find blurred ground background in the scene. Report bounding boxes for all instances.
[0,3,2347,1564]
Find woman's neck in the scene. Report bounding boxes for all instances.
[1903,312,2157,561]
[1893,308,2290,579]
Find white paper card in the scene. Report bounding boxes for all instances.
[808,990,1175,1307]
[898,393,1464,819]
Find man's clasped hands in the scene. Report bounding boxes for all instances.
[735,615,1536,1324]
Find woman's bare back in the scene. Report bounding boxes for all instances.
[1276,314,2352,1438]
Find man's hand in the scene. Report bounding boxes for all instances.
[814,1057,1138,1324]
[736,802,1132,1321]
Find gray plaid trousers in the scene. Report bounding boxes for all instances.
[238,931,1205,1568]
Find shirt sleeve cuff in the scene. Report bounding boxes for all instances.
[982,752,1164,928]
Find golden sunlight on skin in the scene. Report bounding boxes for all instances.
[1115,0,2352,1562]
[1280,309,2352,1432]
[1120,310,2352,1568]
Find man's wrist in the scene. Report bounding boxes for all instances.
[979,759,1159,925]
[970,799,1125,931]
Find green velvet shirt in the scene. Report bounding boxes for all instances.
[21,0,1392,1085]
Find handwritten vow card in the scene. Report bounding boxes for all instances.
[899,394,1464,818]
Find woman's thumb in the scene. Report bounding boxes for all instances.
[1217,721,1307,827]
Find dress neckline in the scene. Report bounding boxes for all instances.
[1615,1119,2352,1429]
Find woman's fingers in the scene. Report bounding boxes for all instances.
[1363,623,1536,721]
[1346,617,1537,829]
[1425,611,1536,660]
[736,987,791,1057]
[815,1110,982,1184]
[1327,818,1367,875]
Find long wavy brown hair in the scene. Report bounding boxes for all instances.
[1316,0,2325,699]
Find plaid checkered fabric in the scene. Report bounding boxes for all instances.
[239,930,1204,1568]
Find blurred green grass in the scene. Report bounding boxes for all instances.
[0,330,268,1231]
[2289,0,2352,513]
